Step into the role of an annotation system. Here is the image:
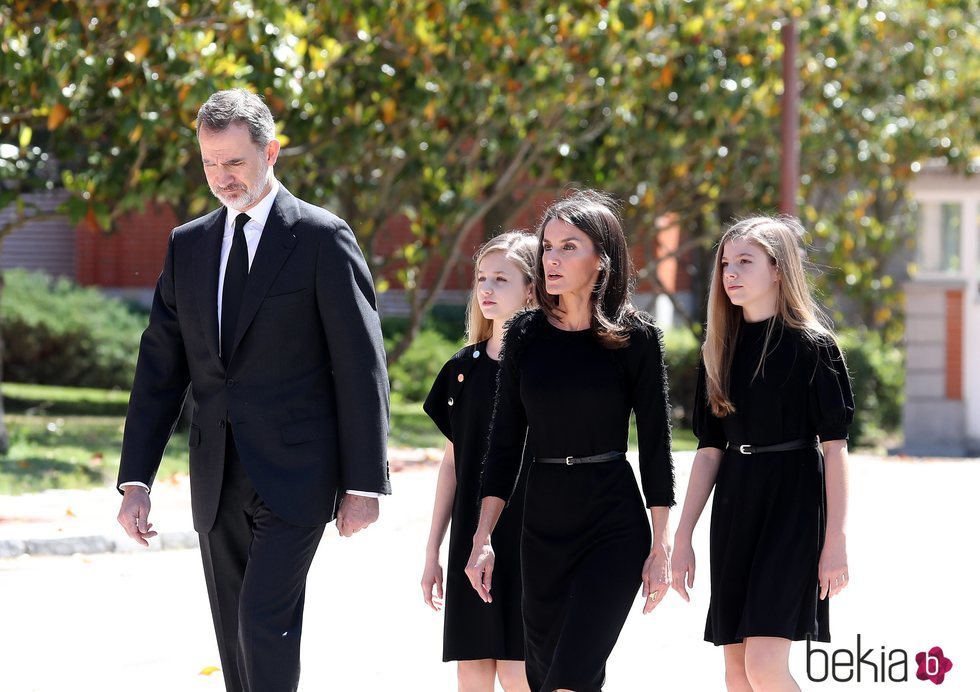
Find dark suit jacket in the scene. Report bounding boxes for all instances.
[118,185,391,532]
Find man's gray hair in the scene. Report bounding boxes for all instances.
[196,89,276,147]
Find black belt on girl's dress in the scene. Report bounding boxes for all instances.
[536,451,627,466]
[730,439,817,455]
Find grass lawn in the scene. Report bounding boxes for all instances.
[1,414,189,495]
[1,383,697,495]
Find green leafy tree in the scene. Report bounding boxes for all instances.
[1,0,976,451]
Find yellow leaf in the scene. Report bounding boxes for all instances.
[128,124,143,143]
[423,101,437,121]
[737,54,753,67]
[48,102,69,130]
[189,197,209,216]
[130,37,151,61]
[19,125,32,149]
[65,508,76,518]
[659,65,673,88]
[682,16,704,37]
[199,666,221,677]
[380,99,396,125]
[643,11,654,30]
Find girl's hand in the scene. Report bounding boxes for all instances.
[421,555,445,611]
[464,535,495,604]
[670,533,695,602]
[641,540,671,614]
[818,533,849,599]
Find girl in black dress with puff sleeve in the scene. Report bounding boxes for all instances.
[465,191,675,692]
[671,217,855,692]
[422,231,538,692]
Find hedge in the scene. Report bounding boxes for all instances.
[1,269,146,389]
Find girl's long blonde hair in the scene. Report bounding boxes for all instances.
[465,231,539,345]
[703,215,838,417]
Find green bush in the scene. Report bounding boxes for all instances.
[662,327,701,427]
[385,327,463,403]
[838,329,904,447]
[1,269,147,389]
[660,325,904,447]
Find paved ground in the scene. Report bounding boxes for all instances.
[2,452,979,691]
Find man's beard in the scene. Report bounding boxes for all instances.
[210,171,269,211]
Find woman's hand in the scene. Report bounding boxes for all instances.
[641,540,671,614]
[670,532,695,602]
[464,534,496,604]
[421,553,445,611]
[818,532,849,599]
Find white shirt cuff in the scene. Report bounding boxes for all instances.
[345,490,380,498]
[119,481,150,493]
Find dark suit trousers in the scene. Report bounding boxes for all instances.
[199,431,325,692]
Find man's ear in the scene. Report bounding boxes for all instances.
[266,139,281,166]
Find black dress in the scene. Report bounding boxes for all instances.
[694,317,855,646]
[424,341,527,662]
[481,311,675,692]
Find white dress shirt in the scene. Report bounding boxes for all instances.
[121,179,378,499]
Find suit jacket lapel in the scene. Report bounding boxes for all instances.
[192,207,227,370]
[227,186,300,360]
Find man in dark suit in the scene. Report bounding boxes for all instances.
[115,89,390,692]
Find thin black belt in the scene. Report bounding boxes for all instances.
[730,439,817,455]
[536,451,626,466]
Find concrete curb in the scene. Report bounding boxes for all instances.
[0,531,198,559]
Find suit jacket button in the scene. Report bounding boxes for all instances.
[448,397,454,406]
[226,379,236,388]
[218,420,226,429]
[457,373,465,382]
[472,351,480,358]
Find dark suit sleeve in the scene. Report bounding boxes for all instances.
[315,220,391,495]
[117,232,191,490]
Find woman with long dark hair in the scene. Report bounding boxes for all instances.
[465,190,675,691]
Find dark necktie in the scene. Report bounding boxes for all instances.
[221,212,250,364]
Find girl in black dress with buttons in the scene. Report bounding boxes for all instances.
[671,217,854,692]
[466,191,675,692]
[422,231,538,692]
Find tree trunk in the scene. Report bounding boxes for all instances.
[0,270,9,455]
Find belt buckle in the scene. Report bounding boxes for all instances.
[566,456,574,466]
[738,444,752,455]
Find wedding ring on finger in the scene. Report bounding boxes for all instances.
[647,592,659,600]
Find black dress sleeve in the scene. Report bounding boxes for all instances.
[480,314,532,502]
[629,323,675,508]
[807,337,855,442]
[693,357,728,451]
[423,357,456,442]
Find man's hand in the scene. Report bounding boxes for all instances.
[117,486,157,547]
[336,494,379,537]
